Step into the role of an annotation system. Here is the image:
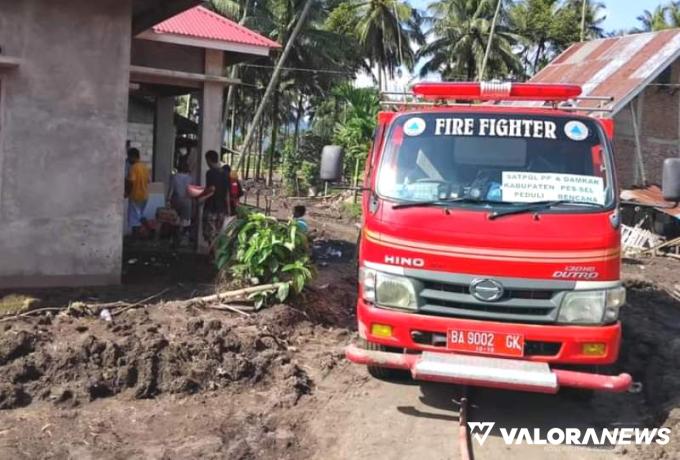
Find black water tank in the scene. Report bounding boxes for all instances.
[320,145,344,181]
[662,158,680,201]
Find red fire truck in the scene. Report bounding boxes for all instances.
[322,82,633,394]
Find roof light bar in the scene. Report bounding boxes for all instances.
[411,82,582,102]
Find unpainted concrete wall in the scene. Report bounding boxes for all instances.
[131,39,204,74]
[614,60,680,188]
[0,0,132,287]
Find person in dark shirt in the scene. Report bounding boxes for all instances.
[201,150,230,248]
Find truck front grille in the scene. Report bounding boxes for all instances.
[417,280,561,323]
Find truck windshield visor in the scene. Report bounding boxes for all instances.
[376,113,614,208]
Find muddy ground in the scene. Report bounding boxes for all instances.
[2,200,680,459]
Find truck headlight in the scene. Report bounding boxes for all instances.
[558,286,626,324]
[376,272,418,310]
[360,268,418,310]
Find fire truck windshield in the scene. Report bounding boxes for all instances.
[376,113,614,209]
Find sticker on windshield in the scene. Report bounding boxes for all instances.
[502,172,605,205]
[564,121,589,141]
[403,117,427,136]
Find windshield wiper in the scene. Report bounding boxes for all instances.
[393,197,496,210]
[488,200,602,220]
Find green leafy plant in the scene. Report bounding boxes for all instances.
[331,84,379,180]
[215,211,314,309]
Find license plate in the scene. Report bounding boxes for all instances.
[447,329,524,357]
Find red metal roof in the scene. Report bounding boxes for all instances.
[151,6,280,50]
[530,29,680,114]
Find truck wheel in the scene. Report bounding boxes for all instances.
[363,340,411,381]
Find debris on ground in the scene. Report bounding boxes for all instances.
[4,197,680,459]
[0,304,313,411]
[622,223,664,256]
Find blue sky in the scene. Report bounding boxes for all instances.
[407,0,666,33]
[603,0,664,31]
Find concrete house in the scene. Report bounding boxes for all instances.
[530,29,680,189]
[0,1,278,288]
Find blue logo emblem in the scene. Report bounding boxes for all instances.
[403,117,426,136]
[564,121,589,141]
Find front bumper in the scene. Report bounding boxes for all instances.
[358,299,622,365]
[345,344,632,393]
[354,299,631,393]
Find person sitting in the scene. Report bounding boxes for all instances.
[293,205,309,233]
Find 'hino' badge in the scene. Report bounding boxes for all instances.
[403,117,426,136]
[564,120,589,141]
[470,279,505,302]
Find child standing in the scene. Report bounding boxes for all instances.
[229,170,243,216]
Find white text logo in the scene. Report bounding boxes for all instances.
[467,423,671,446]
[468,422,495,446]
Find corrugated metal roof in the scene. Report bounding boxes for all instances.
[152,6,280,49]
[621,185,680,218]
[530,29,680,115]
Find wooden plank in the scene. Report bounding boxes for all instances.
[0,56,21,69]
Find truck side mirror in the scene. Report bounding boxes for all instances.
[662,158,680,201]
[319,145,345,181]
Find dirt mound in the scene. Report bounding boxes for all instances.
[617,278,680,458]
[0,305,313,410]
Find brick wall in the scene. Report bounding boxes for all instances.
[614,60,680,188]
[127,122,154,165]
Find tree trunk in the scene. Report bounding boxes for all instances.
[533,42,544,74]
[479,0,503,81]
[256,116,265,180]
[235,0,314,170]
[294,92,304,150]
[267,90,280,186]
[221,0,252,143]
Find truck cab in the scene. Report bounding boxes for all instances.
[333,82,632,394]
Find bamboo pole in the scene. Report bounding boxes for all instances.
[479,0,502,81]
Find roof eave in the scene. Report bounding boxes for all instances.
[610,45,680,115]
[137,30,276,57]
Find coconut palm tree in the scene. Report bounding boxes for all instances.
[669,1,680,28]
[419,0,522,81]
[562,0,606,40]
[207,0,242,19]
[354,0,424,89]
[636,5,671,32]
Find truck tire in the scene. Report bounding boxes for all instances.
[363,340,411,381]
